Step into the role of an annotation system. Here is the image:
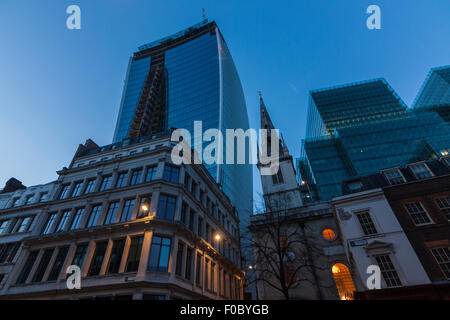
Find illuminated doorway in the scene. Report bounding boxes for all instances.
[332,263,356,300]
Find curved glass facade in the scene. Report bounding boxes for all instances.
[112,21,252,231]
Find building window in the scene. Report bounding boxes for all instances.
[84,179,96,194]
[409,163,433,179]
[47,246,69,281]
[56,210,71,232]
[130,169,142,186]
[197,216,204,238]
[120,199,135,222]
[115,172,128,188]
[86,205,102,228]
[404,202,433,225]
[126,236,144,273]
[196,253,202,286]
[137,197,151,218]
[375,255,402,287]
[347,180,362,191]
[59,185,70,200]
[211,262,216,292]
[42,213,58,234]
[72,181,83,197]
[0,242,20,264]
[189,210,195,232]
[25,194,34,205]
[32,248,54,282]
[99,175,111,192]
[322,228,336,241]
[0,220,11,234]
[104,201,120,225]
[88,241,108,276]
[148,236,171,272]
[157,195,176,221]
[431,247,450,279]
[356,210,378,235]
[383,168,405,185]
[39,192,48,202]
[163,165,180,183]
[175,242,185,277]
[331,263,356,300]
[180,203,187,224]
[205,258,211,290]
[107,239,125,274]
[16,216,34,233]
[71,244,88,268]
[145,166,158,182]
[16,251,39,284]
[11,197,20,207]
[272,168,284,185]
[185,247,193,281]
[70,208,85,230]
[435,197,450,221]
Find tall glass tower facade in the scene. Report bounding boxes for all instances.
[299,77,450,200]
[112,21,253,231]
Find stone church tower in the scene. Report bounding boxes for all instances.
[257,93,303,211]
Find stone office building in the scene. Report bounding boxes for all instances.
[0,133,244,300]
[0,179,56,293]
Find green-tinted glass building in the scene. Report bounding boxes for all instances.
[299,75,450,200]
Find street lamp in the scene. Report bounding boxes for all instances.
[215,233,221,241]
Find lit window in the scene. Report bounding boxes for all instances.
[322,228,336,240]
[383,168,405,185]
[431,247,450,279]
[409,163,433,179]
[375,255,402,287]
[331,263,356,300]
[404,202,432,225]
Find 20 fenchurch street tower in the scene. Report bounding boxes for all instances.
[112,20,253,238]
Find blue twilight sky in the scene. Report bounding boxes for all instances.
[0,0,449,201]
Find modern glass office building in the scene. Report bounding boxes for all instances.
[299,76,450,200]
[413,65,450,108]
[112,20,253,233]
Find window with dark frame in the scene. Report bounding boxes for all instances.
[163,165,180,183]
[175,242,185,277]
[185,247,193,281]
[375,255,402,287]
[145,166,158,182]
[71,244,88,268]
[47,246,69,281]
[106,239,126,274]
[56,210,71,232]
[157,195,176,221]
[16,251,39,284]
[356,211,378,235]
[126,236,144,272]
[42,213,58,234]
[70,208,85,230]
[104,201,120,225]
[148,236,171,272]
[99,175,112,191]
[130,168,142,185]
[120,199,135,222]
[32,248,54,282]
[88,241,108,276]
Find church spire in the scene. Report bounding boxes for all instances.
[259,91,275,130]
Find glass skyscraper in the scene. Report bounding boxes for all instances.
[299,76,450,200]
[413,65,450,108]
[113,20,253,231]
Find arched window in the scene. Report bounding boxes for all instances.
[331,263,356,300]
